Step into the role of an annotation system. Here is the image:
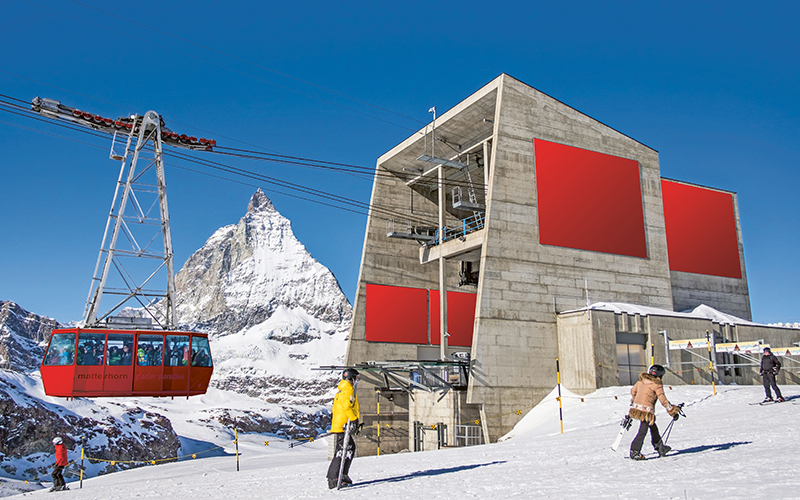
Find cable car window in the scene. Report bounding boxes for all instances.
[43,333,76,366]
[191,336,213,367]
[77,333,105,366]
[106,334,134,366]
[137,335,164,366]
[165,335,190,366]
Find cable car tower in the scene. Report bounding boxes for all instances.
[31,97,215,329]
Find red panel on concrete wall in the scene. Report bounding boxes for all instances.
[366,284,428,343]
[661,180,742,279]
[534,139,648,258]
[430,290,477,347]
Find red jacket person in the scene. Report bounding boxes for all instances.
[51,437,69,491]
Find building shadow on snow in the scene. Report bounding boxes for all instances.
[670,441,752,456]
[348,461,507,488]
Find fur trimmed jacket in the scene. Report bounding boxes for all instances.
[629,373,679,424]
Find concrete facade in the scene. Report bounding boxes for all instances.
[558,306,800,393]
[345,74,758,455]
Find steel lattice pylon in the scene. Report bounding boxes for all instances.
[83,110,177,329]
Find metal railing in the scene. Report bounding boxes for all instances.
[454,425,482,447]
[435,213,485,245]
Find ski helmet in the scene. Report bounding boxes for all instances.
[342,368,360,381]
[52,437,63,445]
[648,365,666,378]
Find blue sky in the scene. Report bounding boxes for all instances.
[1,0,797,324]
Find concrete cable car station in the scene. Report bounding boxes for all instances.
[344,74,800,455]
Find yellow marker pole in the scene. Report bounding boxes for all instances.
[556,358,564,434]
[234,427,240,472]
[650,340,655,367]
[706,330,716,395]
[376,390,381,456]
[80,439,84,489]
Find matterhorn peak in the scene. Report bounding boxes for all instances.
[247,188,275,214]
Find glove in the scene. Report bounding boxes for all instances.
[667,404,682,419]
[350,419,361,436]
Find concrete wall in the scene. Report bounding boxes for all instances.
[467,75,674,440]
[408,390,482,451]
[557,309,800,393]
[345,79,499,455]
[555,310,619,395]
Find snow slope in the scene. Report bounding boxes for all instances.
[6,384,799,500]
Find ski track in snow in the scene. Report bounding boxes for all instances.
[3,384,799,499]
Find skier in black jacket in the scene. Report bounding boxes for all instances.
[760,347,784,402]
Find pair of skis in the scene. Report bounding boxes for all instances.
[610,414,633,451]
[335,420,354,490]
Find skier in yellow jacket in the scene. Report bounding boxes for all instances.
[326,368,361,488]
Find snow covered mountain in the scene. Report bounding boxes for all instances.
[175,189,351,334]
[173,189,351,408]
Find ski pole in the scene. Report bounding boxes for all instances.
[655,404,685,448]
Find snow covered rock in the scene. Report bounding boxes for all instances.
[0,301,60,372]
[0,371,180,479]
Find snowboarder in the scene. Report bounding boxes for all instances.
[50,437,68,492]
[628,365,682,460]
[326,368,361,489]
[760,347,784,402]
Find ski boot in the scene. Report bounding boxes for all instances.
[763,397,774,403]
[342,474,353,486]
[655,443,672,457]
[630,450,647,461]
[777,397,785,403]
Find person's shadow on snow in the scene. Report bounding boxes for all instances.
[669,441,751,456]
[347,461,507,488]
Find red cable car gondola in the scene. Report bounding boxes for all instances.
[41,327,213,398]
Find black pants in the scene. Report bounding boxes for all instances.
[326,431,356,483]
[763,373,783,399]
[52,465,65,489]
[630,420,662,454]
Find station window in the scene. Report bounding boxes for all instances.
[77,333,105,365]
[44,333,76,366]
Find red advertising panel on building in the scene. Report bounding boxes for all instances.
[366,284,429,343]
[431,290,477,347]
[534,139,648,258]
[661,180,742,279]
